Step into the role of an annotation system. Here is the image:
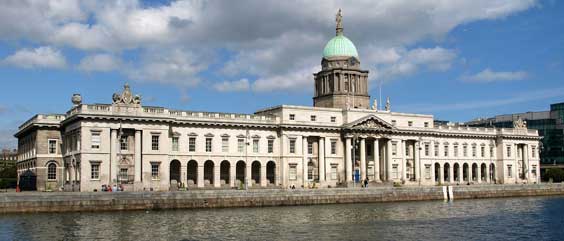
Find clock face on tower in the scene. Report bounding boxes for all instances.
[348,57,357,66]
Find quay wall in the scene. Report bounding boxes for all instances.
[1,184,564,214]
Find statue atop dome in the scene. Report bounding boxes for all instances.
[336,9,343,36]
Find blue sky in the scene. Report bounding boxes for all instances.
[0,0,563,148]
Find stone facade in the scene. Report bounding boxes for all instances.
[14,11,541,192]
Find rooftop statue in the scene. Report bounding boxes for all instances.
[513,117,527,129]
[336,9,343,36]
[113,83,141,106]
[385,97,391,111]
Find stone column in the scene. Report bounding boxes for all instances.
[302,136,308,187]
[414,141,420,182]
[181,162,187,186]
[345,137,352,182]
[449,164,454,184]
[386,139,392,181]
[438,164,443,184]
[485,164,490,183]
[401,140,406,181]
[280,134,287,187]
[469,164,473,183]
[374,139,381,182]
[246,161,252,187]
[458,164,463,184]
[110,129,117,184]
[134,130,141,183]
[230,161,236,188]
[477,164,482,183]
[214,162,220,188]
[360,138,366,181]
[524,144,530,181]
[319,137,326,183]
[197,164,204,188]
[261,162,267,187]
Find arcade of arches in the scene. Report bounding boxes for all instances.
[169,159,277,188]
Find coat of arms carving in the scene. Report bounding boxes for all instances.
[113,83,141,106]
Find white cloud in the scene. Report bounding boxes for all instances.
[2,46,67,69]
[78,53,122,72]
[461,68,528,83]
[0,0,539,90]
[213,79,250,92]
[126,49,207,86]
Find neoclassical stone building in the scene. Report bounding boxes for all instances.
[15,11,540,192]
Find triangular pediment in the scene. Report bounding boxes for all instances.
[345,115,394,130]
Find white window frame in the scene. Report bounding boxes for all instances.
[253,139,259,153]
[48,139,57,154]
[189,137,196,152]
[205,138,212,152]
[91,131,101,150]
[222,137,229,153]
[91,162,100,180]
[238,138,245,153]
[289,139,296,154]
[151,135,159,151]
[331,164,338,180]
[151,162,160,180]
[330,140,337,155]
[289,164,297,180]
[267,139,274,154]
[172,137,179,152]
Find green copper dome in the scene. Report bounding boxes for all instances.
[323,34,358,58]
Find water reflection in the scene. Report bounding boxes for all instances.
[1,196,563,241]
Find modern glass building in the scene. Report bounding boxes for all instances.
[466,102,564,175]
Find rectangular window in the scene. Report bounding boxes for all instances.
[48,140,57,154]
[238,138,245,153]
[119,168,128,182]
[444,145,449,157]
[331,116,336,123]
[408,121,413,127]
[472,146,477,157]
[253,139,259,153]
[222,137,229,152]
[532,165,537,177]
[507,146,512,158]
[490,146,494,158]
[91,163,100,180]
[268,139,274,153]
[205,138,212,152]
[289,165,297,180]
[120,136,128,151]
[392,143,397,156]
[424,144,429,156]
[454,145,459,157]
[310,115,316,121]
[331,140,337,155]
[392,164,399,179]
[91,132,101,150]
[405,144,410,157]
[307,141,313,154]
[151,163,159,180]
[151,135,159,151]
[507,165,513,178]
[289,114,295,120]
[189,137,196,152]
[289,139,296,154]
[424,122,429,128]
[434,144,439,157]
[425,165,431,179]
[481,146,485,158]
[532,146,536,158]
[172,137,179,152]
[463,145,468,157]
[331,165,338,180]
[391,120,397,126]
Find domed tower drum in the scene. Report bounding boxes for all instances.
[313,9,370,109]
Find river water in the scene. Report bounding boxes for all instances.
[1,196,563,241]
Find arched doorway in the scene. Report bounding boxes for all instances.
[490,163,496,183]
[463,163,469,182]
[472,163,478,182]
[434,163,441,183]
[187,160,198,186]
[266,161,276,185]
[444,163,450,182]
[251,161,261,186]
[454,163,460,182]
[204,160,214,186]
[170,160,181,184]
[481,163,487,182]
[236,161,246,185]
[220,160,230,186]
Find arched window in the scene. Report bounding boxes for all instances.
[47,163,57,180]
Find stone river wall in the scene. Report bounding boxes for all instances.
[1,184,564,214]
